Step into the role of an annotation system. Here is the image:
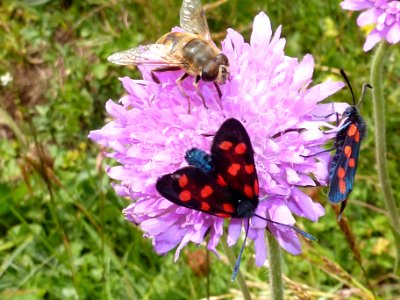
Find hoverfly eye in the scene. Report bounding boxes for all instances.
[202,61,219,82]
[215,53,229,66]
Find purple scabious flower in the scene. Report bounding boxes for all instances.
[89,12,344,267]
[340,0,400,51]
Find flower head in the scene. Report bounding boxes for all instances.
[341,0,400,51]
[89,12,344,267]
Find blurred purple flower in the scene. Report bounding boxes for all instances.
[340,0,400,51]
[89,12,344,266]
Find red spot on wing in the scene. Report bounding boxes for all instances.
[355,131,360,142]
[254,179,259,196]
[201,185,213,198]
[244,185,254,198]
[228,164,241,176]
[348,158,355,168]
[234,143,247,155]
[222,203,235,213]
[338,167,346,179]
[245,164,254,174]
[344,145,352,158]
[180,190,191,202]
[219,141,233,150]
[348,124,357,137]
[339,179,346,194]
[216,174,227,187]
[179,174,188,187]
[215,212,231,218]
[201,201,210,211]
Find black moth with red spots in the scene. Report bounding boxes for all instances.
[328,106,366,203]
[156,118,259,218]
[156,118,316,280]
[328,69,370,219]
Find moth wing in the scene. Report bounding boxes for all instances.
[107,44,184,66]
[156,166,237,218]
[180,0,212,42]
[211,118,259,205]
[328,123,364,203]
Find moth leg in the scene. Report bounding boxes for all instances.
[312,102,337,120]
[312,112,337,120]
[176,72,191,113]
[151,66,182,84]
[321,113,341,137]
[194,75,208,109]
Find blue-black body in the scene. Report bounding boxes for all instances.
[185,148,214,173]
[185,147,261,219]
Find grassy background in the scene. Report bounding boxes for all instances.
[1,0,399,299]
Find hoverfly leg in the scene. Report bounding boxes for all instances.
[194,75,208,110]
[213,82,224,111]
[151,66,182,84]
[151,71,161,84]
[214,82,222,99]
[176,72,191,113]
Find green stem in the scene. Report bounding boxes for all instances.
[220,238,252,300]
[370,41,400,272]
[266,231,284,300]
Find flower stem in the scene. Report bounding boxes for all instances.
[266,231,284,300]
[370,41,400,271]
[220,238,252,300]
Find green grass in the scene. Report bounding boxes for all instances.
[1,0,399,299]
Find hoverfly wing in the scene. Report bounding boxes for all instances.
[107,44,183,66]
[180,0,212,42]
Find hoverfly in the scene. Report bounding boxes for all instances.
[108,0,230,112]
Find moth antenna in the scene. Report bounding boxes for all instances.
[300,147,335,158]
[340,68,356,106]
[231,219,250,281]
[357,83,372,107]
[254,214,317,241]
[259,194,290,201]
